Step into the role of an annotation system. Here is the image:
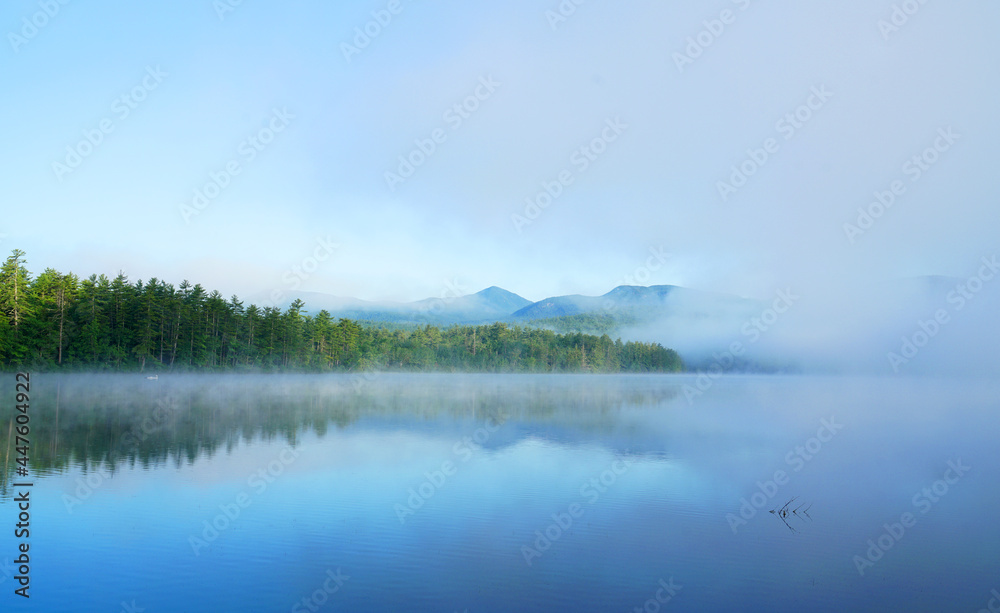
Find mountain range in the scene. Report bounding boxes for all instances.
[250,284,765,333]
[249,274,992,375]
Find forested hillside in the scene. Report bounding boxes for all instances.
[526,312,639,336]
[0,250,682,373]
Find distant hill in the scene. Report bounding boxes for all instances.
[240,276,991,375]
[512,285,678,320]
[252,286,533,325]
[253,284,765,335]
[409,286,532,321]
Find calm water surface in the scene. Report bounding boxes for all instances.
[1,373,998,612]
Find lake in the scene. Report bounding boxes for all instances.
[1,373,998,612]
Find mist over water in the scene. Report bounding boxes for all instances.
[1,373,998,612]
[622,266,1000,377]
[5,1,1000,610]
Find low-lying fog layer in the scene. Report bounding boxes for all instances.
[623,267,1000,376]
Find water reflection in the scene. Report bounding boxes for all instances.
[769,497,814,533]
[1,374,998,612]
[0,373,682,492]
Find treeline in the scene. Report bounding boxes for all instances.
[0,250,682,373]
[528,312,639,337]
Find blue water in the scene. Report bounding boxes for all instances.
[1,373,998,612]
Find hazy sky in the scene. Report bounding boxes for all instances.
[3,0,998,303]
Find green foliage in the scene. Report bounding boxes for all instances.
[0,250,683,373]
[525,312,638,336]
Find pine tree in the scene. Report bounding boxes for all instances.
[0,249,33,360]
[0,249,685,374]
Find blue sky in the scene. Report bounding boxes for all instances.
[2,0,998,304]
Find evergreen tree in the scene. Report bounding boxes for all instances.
[0,249,684,373]
[0,249,33,360]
